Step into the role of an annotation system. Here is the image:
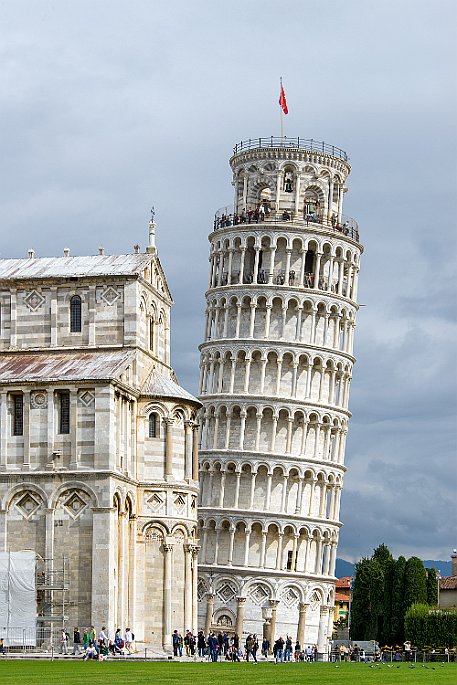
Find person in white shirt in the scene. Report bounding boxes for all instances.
[125,628,134,654]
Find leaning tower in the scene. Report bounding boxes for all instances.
[197,137,362,656]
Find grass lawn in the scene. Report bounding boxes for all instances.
[0,660,455,685]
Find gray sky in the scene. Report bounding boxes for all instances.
[1,0,456,563]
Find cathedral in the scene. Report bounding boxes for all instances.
[0,221,200,650]
[0,136,362,657]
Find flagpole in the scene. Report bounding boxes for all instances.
[280,77,284,139]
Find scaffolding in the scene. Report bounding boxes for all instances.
[35,556,69,648]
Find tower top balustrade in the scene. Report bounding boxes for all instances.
[231,136,349,162]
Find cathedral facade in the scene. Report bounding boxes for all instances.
[197,137,363,654]
[0,223,200,650]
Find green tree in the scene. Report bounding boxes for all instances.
[404,556,427,611]
[372,544,394,643]
[426,567,438,606]
[350,557,384,640]
[391,555,406,644]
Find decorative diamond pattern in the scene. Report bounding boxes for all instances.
[217,582,236,603]
[148,493,164,512]
[249,583,269,605]
[174,494,186,513]
[16,493,41,519]
[63,492,87,519]
[197,578,208,601]
[281,587,299,607]
[24,290,45,311]
[100,286,120,306]
[79,391,95,407]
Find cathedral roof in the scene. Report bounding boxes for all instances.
[0,254,153,280]
[140,369,200,406]
[0,349,134,384]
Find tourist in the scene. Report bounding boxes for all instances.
[0,637,5,654]
[294,640,301,661]
[98,626,109,650]
[245,634,257,662]
[83,628,90,650]
[262,637,270,658]
[252,634,259,662]
[72,627,82,655]
[60,628,68,655]
[83,641,98,660]
[197,630,206,658]
[274,636,285,663]
[125,627,134,654]
[284,635,292,661]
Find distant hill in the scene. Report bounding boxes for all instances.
[335,558,452,579]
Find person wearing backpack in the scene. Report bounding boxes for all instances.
[125,627,134,654]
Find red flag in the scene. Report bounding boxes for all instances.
[279,83,288,114]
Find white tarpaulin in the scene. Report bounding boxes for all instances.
[0,551,36,646]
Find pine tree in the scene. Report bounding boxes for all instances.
[404,556,427,611]
[372,543,394,642]
[391,555,406,644]
[425,567,438,606]
[350,558,372,640]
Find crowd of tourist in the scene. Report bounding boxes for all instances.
[214,205,357,240]
[59,626,134,660]
[171,629,321,663]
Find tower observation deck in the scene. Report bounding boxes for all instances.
[197,137,363,655]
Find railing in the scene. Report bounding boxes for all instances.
[232,136,349,162]
[213,206,360,242]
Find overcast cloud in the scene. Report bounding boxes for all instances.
[0,0,456,563]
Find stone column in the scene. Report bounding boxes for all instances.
[23,390,30,466]
[317,605,329,659]
[229,356,236,393]
[243,526,251,566]
[265,473,273,509]
[297,602,309,645]
[118,510,127,630]
[294,176,301,218]
[239,410,246,450]
[314,252,323,289]
[184,544,193,631]
[218,470,226,507]
[275,532,284,569]
[286,418,293,453]
[235,596,247,639]
[227,249,234,285]
[248,303,256,338]
[299,249,306,288]
[280,475,288,511]
[191,546,200,635]
[163,541,174,649]
[270,413,278,452]
[205,592,215,636]
[264,303,272,337]
[164,418,174,480]
[268,247,275,285]
[249,470,257,508]
[228,526,236,566]
[243,357,252,393]
[284,248,292,283]
[184,421,192,481]
[253,246,261,282]
[234,471,241,508]
[280,305,287,339]
[295,478,304,514]
[291,534,299,571]
[260,530,267,568]
[128,515,137,630]
[192,424,199,481]
[269,599,279,645]
[239,248,246,284]
[300,419,309,456]
[275,358,283,396]
[0,392,8,470]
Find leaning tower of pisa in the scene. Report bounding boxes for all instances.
[197,137,362,655]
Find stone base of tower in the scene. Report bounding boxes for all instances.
[197,568,334,658]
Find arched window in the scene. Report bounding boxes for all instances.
[70,295,82,333]
[148,413,159,438]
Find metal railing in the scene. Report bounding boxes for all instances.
[213,206,360,242]
[232,137,349,162]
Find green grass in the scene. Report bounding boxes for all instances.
[0,660,455,685]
